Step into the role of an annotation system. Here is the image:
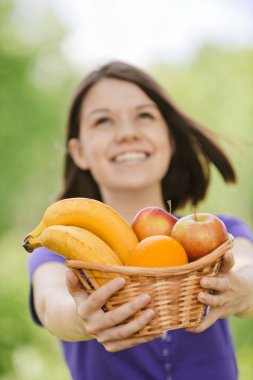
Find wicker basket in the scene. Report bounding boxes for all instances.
[66,234,234,337]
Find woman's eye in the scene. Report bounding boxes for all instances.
[94,117,110,126]
[138,112,154,120]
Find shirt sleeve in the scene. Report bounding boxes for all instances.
[27,247,65,326]
[219,215,253,243]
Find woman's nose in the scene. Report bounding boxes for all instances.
[115,119,140,142]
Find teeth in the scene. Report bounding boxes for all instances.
[114,152,147,163]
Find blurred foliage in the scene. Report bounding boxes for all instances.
[0,1,253,379]
[0,0,78,235]
[0,1,76,379]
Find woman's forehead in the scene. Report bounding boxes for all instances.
[81,78,155,116]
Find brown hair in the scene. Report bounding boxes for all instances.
[59,60,236,211]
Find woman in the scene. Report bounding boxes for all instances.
[28,61,253,380]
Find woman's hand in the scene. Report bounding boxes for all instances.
[186,249,252,333]
[66,271,160,352]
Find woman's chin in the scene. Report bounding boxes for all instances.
[108,179,159,192]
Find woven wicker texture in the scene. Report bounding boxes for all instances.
[66,235,234,337]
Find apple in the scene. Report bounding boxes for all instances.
[132,204,178,241]
[171,211,228,261]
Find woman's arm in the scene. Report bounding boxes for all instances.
[229,237,253,317]
[187,237,253,333]
[32,262,93,341]
[32,262,160,350]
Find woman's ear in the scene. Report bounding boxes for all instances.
[68,138,89,170]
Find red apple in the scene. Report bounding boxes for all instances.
[132,205,178,241]
[171,212,228,261]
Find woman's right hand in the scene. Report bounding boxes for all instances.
[66,270,160,352]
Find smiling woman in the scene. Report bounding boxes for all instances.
[27,60,253,380]
[60,61,236,212]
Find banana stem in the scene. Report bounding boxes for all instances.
[23,236,41,253]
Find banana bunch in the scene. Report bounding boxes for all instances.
[24,198,138,266]
[25,225,124,285]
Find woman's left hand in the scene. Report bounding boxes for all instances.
[186,250,251,333]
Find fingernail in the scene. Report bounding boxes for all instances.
[137,294,151,303]
[114,277,126,286]
[199,292,207,301]
[143,309,154,318]
[201,279,209,287]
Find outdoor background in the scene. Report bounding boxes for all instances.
[0,0,253,379]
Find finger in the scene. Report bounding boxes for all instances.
[186,308,221,333]
[200,276,230,292]
[66,270,89,302]
[220,251,235,274]
[97,308,155,344]
[104,333,162,352]
[83,277,126,314]
[84,292,152,336]
[99,293,152,329]
[198,291,225,308]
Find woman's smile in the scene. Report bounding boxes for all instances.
[111,150,150,164]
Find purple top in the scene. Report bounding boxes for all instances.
[28,215,253,380]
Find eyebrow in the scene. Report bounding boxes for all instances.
[85,108,110,119]
[136,103,158,110]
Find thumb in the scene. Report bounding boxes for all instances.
[220,251,235,274]
[66,270,89,303]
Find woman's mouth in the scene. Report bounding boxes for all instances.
[113,151,150,164]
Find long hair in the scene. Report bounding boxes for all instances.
[58,60,236,211]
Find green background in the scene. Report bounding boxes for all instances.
[0,1,253,379]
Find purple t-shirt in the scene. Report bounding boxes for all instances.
[28,215,253,380]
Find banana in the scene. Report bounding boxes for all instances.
[26,225,123,285]
[24,198,138,263]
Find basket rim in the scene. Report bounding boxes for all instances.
[66,234,234,276]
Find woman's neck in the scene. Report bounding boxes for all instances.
[100,185,166,224]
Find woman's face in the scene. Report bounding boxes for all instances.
[69,78,173,193]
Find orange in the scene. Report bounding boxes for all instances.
[125,235,188,267]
